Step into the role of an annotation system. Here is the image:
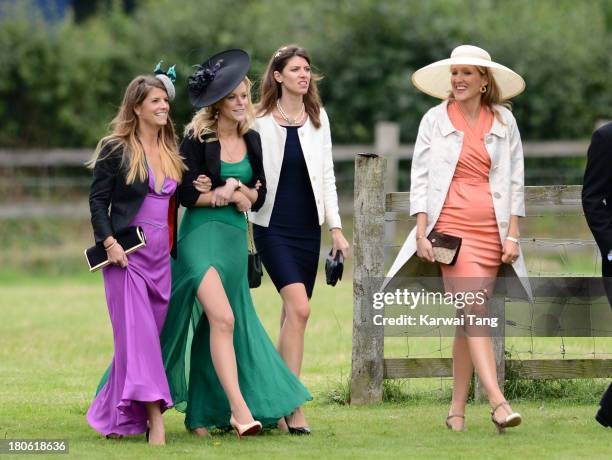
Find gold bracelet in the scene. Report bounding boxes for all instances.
[506,236,520,244]
[416,234,426,240]
[104,240,117,251]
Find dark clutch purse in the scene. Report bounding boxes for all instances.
[246,214,263,288]
[84,226,147,272]
[427,231,462,265]
[325,250,344,286]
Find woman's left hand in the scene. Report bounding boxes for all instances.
[501,239,519,264]
[193,174,212,193]
[331,228,350,258]
[211,178,238,207]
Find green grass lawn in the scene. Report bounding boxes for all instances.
[1,273,611,459]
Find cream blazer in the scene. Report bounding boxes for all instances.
[384,100,532,301]
[249,108,342,229]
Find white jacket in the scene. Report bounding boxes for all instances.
[249,108,342,229]
[384,100,532,300]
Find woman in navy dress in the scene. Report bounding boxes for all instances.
[251,45,350,433]
[255,124,320,297]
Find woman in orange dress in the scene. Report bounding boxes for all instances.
[435,101,501,280]
[386,45,530,433]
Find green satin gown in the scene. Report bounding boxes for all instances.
[159,156,312,430]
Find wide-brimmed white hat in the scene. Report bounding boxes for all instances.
[411,45,525,100]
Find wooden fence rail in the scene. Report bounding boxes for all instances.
[350,154,612,405]
[0,140,589,166]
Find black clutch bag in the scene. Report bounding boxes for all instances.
[84,226,147,272]
[248,251,263,288]
[325,250,344,286]
[245,214,263,288]
[427,231,462,265]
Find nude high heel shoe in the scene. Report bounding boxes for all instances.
[445,414,466,432]
[491,401,522,434]
[230,414,262,438]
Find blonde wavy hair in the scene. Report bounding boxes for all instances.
[87,75,185,183]
[184,77,255,141]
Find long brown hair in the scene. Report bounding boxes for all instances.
[448,66,511,124]
[257,44,322,128]
[185,77,255,142]
[87,75,185,183]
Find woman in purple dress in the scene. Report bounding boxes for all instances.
[86,70,187,445]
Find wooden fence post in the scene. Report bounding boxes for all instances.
[375,122,400,256]
[351,154,386,405]
[475,296,506,401]
[375,122,400,192]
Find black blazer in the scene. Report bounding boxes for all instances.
[582,122,612,257]
[178,128,267,210]
[89,141,179,257]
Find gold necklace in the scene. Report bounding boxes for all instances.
[220,136,243,162]
[276,100,305,125]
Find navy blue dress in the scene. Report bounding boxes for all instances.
[253,126,321,298]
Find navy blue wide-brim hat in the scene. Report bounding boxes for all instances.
[188,49,251,108]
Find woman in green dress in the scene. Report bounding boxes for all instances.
[160,49,311,437]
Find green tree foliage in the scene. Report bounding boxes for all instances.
[0,0,610,147]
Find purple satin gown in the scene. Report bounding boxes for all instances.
[87,169,175,436]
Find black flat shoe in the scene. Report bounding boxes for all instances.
[284,416,311,435]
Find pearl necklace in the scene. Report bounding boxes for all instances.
[276,100,305,125]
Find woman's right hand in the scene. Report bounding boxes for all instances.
[106,241,128,268]
[416,236,435,263]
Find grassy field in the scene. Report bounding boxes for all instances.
[1,216,611,459]
[1,272,611,460]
